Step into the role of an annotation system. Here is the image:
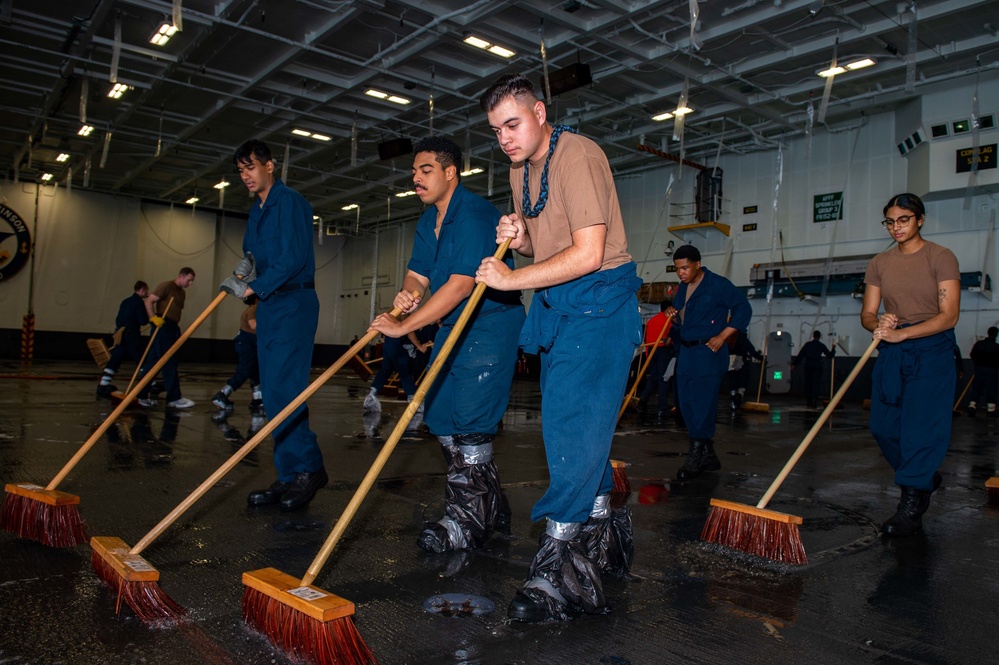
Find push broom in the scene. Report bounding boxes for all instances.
[1,291,230,548]
[90,302,410,623]
[702,337,880,566]
[241,240,512,665]
[952,373,973,415]
[110,297,175,404]
[742,334,770,413]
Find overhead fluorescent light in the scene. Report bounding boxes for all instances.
[214,180,230,190]
[386,96,411,105]
[652,112,673,122]
[149,22,178,46]
[78,124,95,136]
[365,88,410,105]
[292,128,332,141]
[463,35,516,59]
[652,107,691,122]
[107,83,130,99]
[342,203,359,211]
[311,133,331,141]
[818,66,846,78]
[56,153,70,162]
[292,129,312,137]
[673,106,693,116]
[395,190,417,198]
[845,57,876,71]
[365,89,389,99]
[40,173,53,181]
[818,57,875,78]
[185,196,199,204]
[460,167,484,177]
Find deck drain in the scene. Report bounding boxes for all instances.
[423,593,495,617]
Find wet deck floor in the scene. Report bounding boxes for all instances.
[1,360,997,664]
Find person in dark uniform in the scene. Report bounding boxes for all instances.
[665,244,751,480]
[792,330,835,408]
[726,330,763,410]
[96,280,149,399]
[637,300,674,423]
[863,192,960,537]
[227,139,326,512]
[966,327,999,416]
[135,268,196,409]
[362,331,428,431]
[370,136,525,554]
[211,297,264,416]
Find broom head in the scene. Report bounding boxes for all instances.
[987,477,999,507]
[109,390,128,405]
[1,483,87,547]
[741,401,770,413]
[87,338,111,369]
[90,536,186,623]
[701,498,807,566]
[242,567,376,665]
[611,459,630,493]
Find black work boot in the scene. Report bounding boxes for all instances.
[418,434,504,553]
[508,520,608,623]
[581,494,634,577]
[881,485,932,537]
[677,439,721,480]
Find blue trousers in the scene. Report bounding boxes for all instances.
[871,329,955,491]
[676,343,729,440]
[226,330,260,392]
[968,365,998,406]
[531,300,639,523]
[138,319,182,402]
[106,330,145,374]
[371,340,418,397]
[639,346,673,412]
[256,290,323,481]
[425,304,525,436]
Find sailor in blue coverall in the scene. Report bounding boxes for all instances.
[228,140,326,512]
[371,136,524,553]
[665,244,751,480]
[96,280,149,399]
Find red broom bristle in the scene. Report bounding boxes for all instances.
[0,492,87,548]
[91,548,187,624]
[242,586,377,665]
[701,505,807,566]
[611,465,630,493]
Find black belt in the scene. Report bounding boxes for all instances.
[275,281,315,293]
[680,338,712,347]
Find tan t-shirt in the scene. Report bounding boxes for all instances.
[152,280,186,323]
[509,132,631,270]
[864,241,960,325]
[239,303,257,334]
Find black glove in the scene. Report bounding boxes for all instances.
[233,252,256,283]
[220,275,250,298]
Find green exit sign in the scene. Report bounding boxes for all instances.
[773,371,783,380]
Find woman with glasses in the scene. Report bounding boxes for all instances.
[861,192,961,537]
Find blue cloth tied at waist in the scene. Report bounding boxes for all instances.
[876,325,956,406]
[520,261,641,353]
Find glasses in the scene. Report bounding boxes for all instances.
[881,214,915,229]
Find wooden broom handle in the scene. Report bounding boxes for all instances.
[953,373,973,411]
[129,298,415,555]
[123,297,175,396]
[617,320,672,422]
[46,291,229,491]
[757,337,880,509]
[301,239,513,587]
[754,336,770,403]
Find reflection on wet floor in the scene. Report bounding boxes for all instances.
[0,361,997,664]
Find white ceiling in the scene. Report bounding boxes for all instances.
[1,0,997,230]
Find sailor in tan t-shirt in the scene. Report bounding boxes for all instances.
[135,267,196,408]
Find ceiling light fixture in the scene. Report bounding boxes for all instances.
[214,180,230,190]
[41,173,53,181]
[395,190,417,198]
[107,83,130,99]
[292,129,332,142]
[652,107,692,122]
[463,35,516,59]
[460,167,484,177]
[78,124,95,136]
[365,88,410,105]
[818,57,876,77]
[186,196,199,205]
[342,203,359,211]
[56,153,70,162]
[150,22,178,46]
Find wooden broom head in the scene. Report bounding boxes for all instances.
[708,498,803,525]
[87,338,111,368]
[242,567,355,622]
[741,402,770,413]
[90,536,160,582]
[5,482,80,506]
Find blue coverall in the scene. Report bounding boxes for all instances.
[105,293,149,373]
[370,336,418,397]
[226,328,260,392]
[871,329,956,491]
[409,184,525,436]
[673,268,752,441]
[243,178,322,481]
[522,262,642,524]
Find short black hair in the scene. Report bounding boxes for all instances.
[233,140,272,167]
[659,300,671,312]
[133,280,148,292]
[812,330,822,340]
[179,267,196,278]
[883,192,925,219]
[480,73,539,113]
[673,245,701,263]
[989,326,998,339]
[413,136,462,176]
